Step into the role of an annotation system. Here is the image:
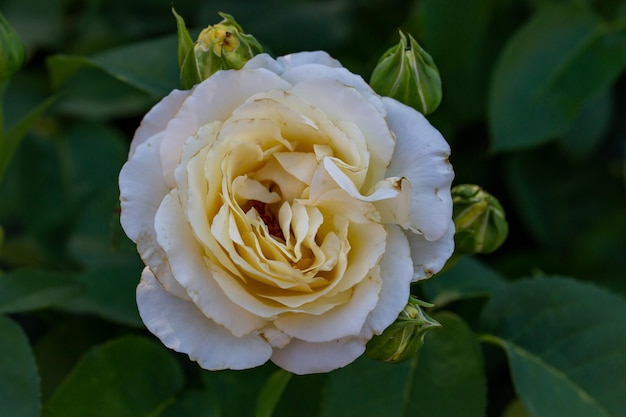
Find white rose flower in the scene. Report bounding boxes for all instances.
[119,51,454,375]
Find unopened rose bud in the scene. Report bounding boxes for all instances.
[176,10,263,89]
[452,184,508,255]
[0,12,25,86]
[370,31,441,115]
[366,296,440,364]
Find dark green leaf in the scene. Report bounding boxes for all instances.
[255,369,292,417]
[0,268,81,314]
[320,312,486,417]
[488,4,626,151]
[200,365,276,417]
[560,89,612,157]
[481,277,626,417]
[34,317,118,401]
[407,0,498,124]
[61,266,142,327]
[43,336,183,417]
[422,256,508,307]
[0,315,40,417]
[0,94,57,181]
[157,388,219,417]
[47,34,179,99]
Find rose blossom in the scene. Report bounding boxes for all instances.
[119,51,454,374]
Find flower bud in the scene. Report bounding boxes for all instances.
[370,31,442,115]
[366,296,440,364]
[177,11,263,89]
[452,184,508,255]
[0,12,25,85]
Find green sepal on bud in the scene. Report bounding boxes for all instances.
[0,11,25,88]
[452,184,508,255]
[370,31,441,115]
[174,8,263,89]
[366,296,440,364]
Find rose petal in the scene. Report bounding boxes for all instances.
[382,97,454,241]
[129,89,189,157]
[362,224,413,337]
[137,267,272,370]
[159,69,293,187]
[119,134,189,299]
[274,266,382,343]
[408,220,455,281]
[280,64,386,114]
[154,190,267,336]
[271,335,366,375]
[290,79,395,187]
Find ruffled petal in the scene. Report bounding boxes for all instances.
[271,336,366,375]
[382,97,454,241]
[407,220,455,281]
[158,69,293,187]
[274,266,382,342]
[137,267,272,370]
[154,191,267,336]
[290,79,395,187]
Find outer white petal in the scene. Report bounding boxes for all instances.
[154,191,267,336]
[382,97,454,241]
[271,336,366,375]
[129,89,189,158]
[277,51,343,71]
[137,267,272,370]
[407,220,455,281]
[281,65,386,114]
[361,224,413,337]
[119,134,189,300]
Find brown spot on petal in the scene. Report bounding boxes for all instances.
[250,200,285,241]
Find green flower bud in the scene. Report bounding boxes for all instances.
[176,10,263,89]
[452,184,508,255]
[366,296,440,364]
[0,12,25,85]
[370,31,442,115]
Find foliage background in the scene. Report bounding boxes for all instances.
[0,0,625,416]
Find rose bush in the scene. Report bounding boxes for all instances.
[119,51,454,374]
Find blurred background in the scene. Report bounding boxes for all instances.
[0,0,625,416]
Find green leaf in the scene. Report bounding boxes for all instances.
[481,277,626,417]
[60,266,142,326]
[488,4,626,151]
[34,317,118,401]
[559,88,612,157]
[0,316,40,417]
[255,369,292,417]
[0,94,57,181]
[200,365,276,417]
[422,256,508,307]
[0,268,81,314]
[407,0,497,124]
[319,312,486,417]
[157,388,219,417]
[47,34,179,99]
[43,336,183,417]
